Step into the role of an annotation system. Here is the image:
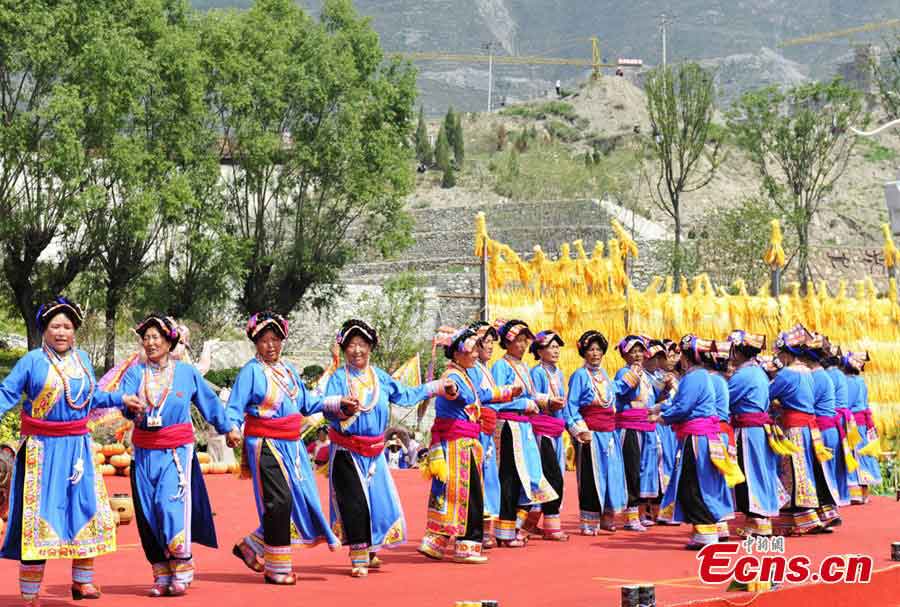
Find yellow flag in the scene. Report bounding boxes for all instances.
[392,353,422,387]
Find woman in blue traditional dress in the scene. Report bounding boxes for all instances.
[802,335,843,526]
[656,336,733,549]
[0,297,139,605]
[564,331,627,535]
[615,335,671,531]
[821,343,859,507]
[844,352,881,502]
[652,339,680,524]
[526,330,569,541]
[418,327,518,563]
[701,350,735,540]
[466,321,520,548]
[770,325,830,535]
[490,320,558,547]
[118,314,239,597]
[726,330,786,537]
[322,319,449,577]
[226,312,345,585]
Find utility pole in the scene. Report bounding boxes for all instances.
[659,14,671,66]
[483,42,498,112]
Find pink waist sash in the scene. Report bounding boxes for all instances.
[531,414,565,438]
[673,416,720,441]
[731,412,771,428]
[615,408,655,432]
[816,415,838,433]
[132,423,194,449]
[498,411,531,424]
[431,417,480,444]
[21,415,88,437]
[853,410,874,429]
[581,407,616,432]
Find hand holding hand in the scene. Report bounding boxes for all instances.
[443,378,459,399]
[549,396,565,412]
[341,396,360,415]
[510,384,524,398]
[122,394,144,415]
[524,400,539,415]
[576,431,592,444]
[225,428,242,448]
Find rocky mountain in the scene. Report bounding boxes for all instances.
[193,1,899,113]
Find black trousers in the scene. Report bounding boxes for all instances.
[460,454,484,542]
[675,439,716,525]
[538,436,563,515]
[577,443,603,514]
[331,450,372,546]
[259,442,293,547]
[622,429,643,507]
[498,423,526,523]
[734,432,752,516]
[9,446,44,566]
[812,454,837,508]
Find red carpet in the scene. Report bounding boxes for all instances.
[2,470,898,606]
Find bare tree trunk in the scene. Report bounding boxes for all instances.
[797,222,810,294]
[103,288,120,372]
[673,200,683,279]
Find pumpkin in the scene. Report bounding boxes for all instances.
[197,452,211,464]
[109,454,131,468]
[93,452,106,466]
[200,463,210,474]
[211,462,228,474]
[116,465,130,477]
[112,509,121,526]
[109,442,126,456]
[228,462,241,474]
[101,464,116,476]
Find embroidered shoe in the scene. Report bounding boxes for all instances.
[70,583,101,600]
[232,543,264,573]
[623,520,647,532]
[368,553,382,569]
[168,581,188,596]
[148,584,169,598]
[264,573,297,585]
[350,567,368,578]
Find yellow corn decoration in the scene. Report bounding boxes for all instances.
[477,214,900,440]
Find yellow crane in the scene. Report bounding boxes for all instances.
[393,37,616,80]
[778,18,900,48]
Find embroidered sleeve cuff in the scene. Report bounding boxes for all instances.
[323,396,347,420]
[424,380,442,397]
[622,370,640,388]
[492,386,513,403]
[569,420,589,436]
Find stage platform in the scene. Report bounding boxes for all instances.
[2,470,898,606]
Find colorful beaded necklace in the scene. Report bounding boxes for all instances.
[43,344,94,410]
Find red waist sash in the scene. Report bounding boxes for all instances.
[615,408,655,432]
[531,414,565,438]
[853,410,873,429]
[431,417,480,444]
[581,406,616,432]
[21,415,88,437]
[479,407,497,435]
[244,413,304,440]
[719,421,735,447]
[781,410,817,430]
[673,416,719,441]
[497,411,531,424]
[731,412,771,428]
[132,423,194,449]
[328,428,385,457]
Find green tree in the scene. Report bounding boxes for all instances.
[873,36,900,121]
[0,1,144,347]
[441,164,456,189]
[91,1,227,369]
[200,0,417,316]
[358,273,427,372]
[728,79,864,288]
[644,63,724,278]
[444,107,457,151]
[434,125,451,171]
[415,105,433,166]
[452,112,465,167]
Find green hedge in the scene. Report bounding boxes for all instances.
[205,367,241,389]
